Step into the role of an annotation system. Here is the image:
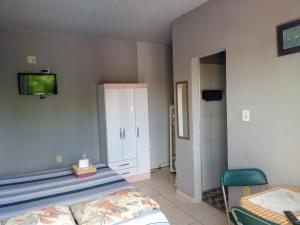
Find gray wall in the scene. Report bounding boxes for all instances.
[172,0,300,202]
[0,30,138,177]
[137,42,173,168]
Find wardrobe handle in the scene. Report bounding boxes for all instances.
[121,172,130,175]
[118,163,129,167]
[123,128,126,139]
[137,126,140,138]
[120,128,122,139]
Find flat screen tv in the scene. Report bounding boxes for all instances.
[18,73,57,95]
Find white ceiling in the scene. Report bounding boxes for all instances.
[0,0,209,43]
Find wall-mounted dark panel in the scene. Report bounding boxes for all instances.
[202,90,223,101]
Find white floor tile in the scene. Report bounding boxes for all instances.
[150,182,176,194]
[163,207,197,225]
[162,192,192,206]
[200,212,227,225]
[152,194,175,210]
[179,202,220,221]
[129,167,226,225]
[139,186,159,197]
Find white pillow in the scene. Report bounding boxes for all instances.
[2,205,76,225]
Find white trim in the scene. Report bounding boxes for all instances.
[176,189,201,203]
[189,50,227,204]
[159,163,170,168]
[150,164,170,170]
[191,58,202,202]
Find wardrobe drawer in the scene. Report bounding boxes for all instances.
[109,159,137,170]
[116,167,137,178]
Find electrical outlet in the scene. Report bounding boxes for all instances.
[242,110,250,122]
[56,154,63,164]
[27,56,37,64]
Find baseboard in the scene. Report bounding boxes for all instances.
[176,189,201,203]
[151,163,169,170]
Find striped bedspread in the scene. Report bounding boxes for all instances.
[0,164,169,225]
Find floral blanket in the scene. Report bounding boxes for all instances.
[70,189,160,225]
[1,206,76,225]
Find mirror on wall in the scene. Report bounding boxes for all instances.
[176,81,189,140]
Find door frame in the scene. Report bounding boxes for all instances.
[190,49,228,202]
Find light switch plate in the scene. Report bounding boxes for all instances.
[56,154,63,164]
[27,56,37,64]
[242,110,250,122]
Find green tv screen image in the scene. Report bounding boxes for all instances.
[18,74,57,95]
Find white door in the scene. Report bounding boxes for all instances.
[121,89,137,160]
[105,89,124,162]
[135,88,150,174]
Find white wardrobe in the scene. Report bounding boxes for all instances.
[97,83,150,181]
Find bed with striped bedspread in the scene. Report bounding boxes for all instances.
[0,164,169,225]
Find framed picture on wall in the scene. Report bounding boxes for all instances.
[277,19,300,56]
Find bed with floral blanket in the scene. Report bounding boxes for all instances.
[0,164,169,225]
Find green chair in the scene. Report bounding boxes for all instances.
[220,169,268,225]
[231,206,279,225]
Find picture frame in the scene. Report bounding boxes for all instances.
[277,19,300,56]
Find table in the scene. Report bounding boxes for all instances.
[240,186,300,225]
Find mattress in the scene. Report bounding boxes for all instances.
[0,164,169,225]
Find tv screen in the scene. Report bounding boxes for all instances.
[18,73,57,95]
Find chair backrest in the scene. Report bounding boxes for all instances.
[220,168,268,225]
[232,206,279,225]
[220,168,268,187]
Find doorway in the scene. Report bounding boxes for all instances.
[199,51,227,211]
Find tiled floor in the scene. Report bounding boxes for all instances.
[130,167,227,225]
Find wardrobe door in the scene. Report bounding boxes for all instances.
[105,89,124,162]
[121,89,137,160]
[135,88,150,174]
